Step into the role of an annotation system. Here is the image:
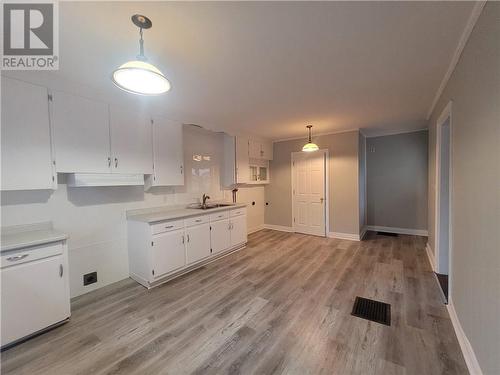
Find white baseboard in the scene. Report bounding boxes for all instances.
[248,225,265,234]
[263,224,294,232]
[425,242,436,271]
[447,298,484,375]
[328,231,361,241]
[359,226,368,240]
[365,225,428,236]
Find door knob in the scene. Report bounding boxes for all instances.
[320,197,324,203]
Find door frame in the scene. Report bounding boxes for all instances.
[434,101,453,289]
[291,149,329,237]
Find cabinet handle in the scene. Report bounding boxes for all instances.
[195,219,202,222]
[180,165,183,174]
[187,234,190,242]
[182,235,185,244]
[115,158,118,168]
[165,225,174,229]
[59,264,63,277]
[108,157,111,167]
[6,254,29,262]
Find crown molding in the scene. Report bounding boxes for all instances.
[426,1,487,120]
[272,128,360,143]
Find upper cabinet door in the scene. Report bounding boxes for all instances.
[248,140,262,159]
[261,141,273,160]
[1,77,55,190]
[51,91,111,173]
[235,136,249,183]
[151,117,184,186]
[110,106,152,175]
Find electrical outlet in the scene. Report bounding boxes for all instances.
[83,271,97,286]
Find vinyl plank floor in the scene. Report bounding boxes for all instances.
[1,230,468,375]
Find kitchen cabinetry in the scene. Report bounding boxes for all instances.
[152,229,186,277]
[109,106,152,175]
[51,91,111,173]
[0,228,70,348]
[51,92,153,175]
[127,206,247,288]
[1,77,56,190]
[145,116,184,188]
[249,139,273,160]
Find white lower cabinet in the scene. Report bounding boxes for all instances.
[230,214,248,247]
[152,229,186,278]
[210,219,231,254]
[186,223,211,264]
[127,207,247,288]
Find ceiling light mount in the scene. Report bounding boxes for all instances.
[302,125,319,152]
[111,14,171,96]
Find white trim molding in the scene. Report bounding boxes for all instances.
[366,225,428,236]
[426,1,486,119]
[425,242,436,271]
[328,232,361,241]
[447,298,484,375]
[362,128,428,139]
[263,224,294,232]
[248,225,265,234]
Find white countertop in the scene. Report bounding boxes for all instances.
[1,222,68,252]
[126,203,247,223]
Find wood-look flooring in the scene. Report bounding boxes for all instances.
[1,230,468,375]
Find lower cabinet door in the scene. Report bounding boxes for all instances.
[152,229,186,278]
[210,219,231,254]
[230,215,247,247]
[1,255,69,346]
[186,223,211,264]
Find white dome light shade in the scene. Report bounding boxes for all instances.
[302,142,320,152]
[112,60,171,95]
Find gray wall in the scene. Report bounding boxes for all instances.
[265,130,361,235]
[427,3,500,374]
[366,130,428,230]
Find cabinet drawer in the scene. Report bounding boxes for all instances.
[185,215,209,227]
[1,242,63,269]
[151,219,184,235]
[210,211,229,222]
[230,207,246,217]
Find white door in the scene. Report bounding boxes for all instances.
[292,151,326,236]
[109,106,152,174]
[235,137,249,183]
[186,224,211,264]
[210,219,231,254]
[51,91,111,173]
[1,255,69,346]
[1,77,55,190]
[152,117,184,186]
[152,230,186,278]
[230,215,247,247]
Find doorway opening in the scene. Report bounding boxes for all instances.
[435,102,452,303]
[291,150,328,237]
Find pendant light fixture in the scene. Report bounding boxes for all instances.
[112,15,171,95]
[302,125,319,152]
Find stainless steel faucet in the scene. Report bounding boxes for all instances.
[202,193,210,209]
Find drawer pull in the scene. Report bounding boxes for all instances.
[195,219,202,222]
[165,225,174,229]
[6,254,29,262]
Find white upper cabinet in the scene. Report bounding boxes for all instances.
[1,77,55,190]
[235,136,250,183]
[109,106,152,175]
[249,139,273,160]
[51,91,111,173]
[146,116,184,188]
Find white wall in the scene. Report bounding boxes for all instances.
[1,73,265,298]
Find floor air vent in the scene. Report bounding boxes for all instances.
[377,231,398,237]
[351,296,391,326]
